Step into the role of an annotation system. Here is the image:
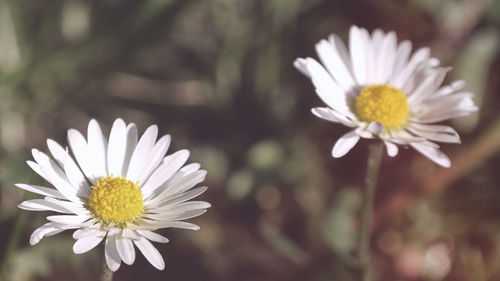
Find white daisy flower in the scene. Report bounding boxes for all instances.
[294,26,478,167]
[16,118,210,271]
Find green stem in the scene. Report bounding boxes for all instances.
[100,259,113,281]
[0,201,28,279]
[358,141,384,281]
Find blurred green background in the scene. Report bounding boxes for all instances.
[0,0,499,280]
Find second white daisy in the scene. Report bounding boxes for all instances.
[294,26,478,167]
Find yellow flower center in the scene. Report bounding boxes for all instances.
[354,84,410,129]
[88,176,144,224]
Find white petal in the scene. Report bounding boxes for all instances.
[44,197,87,215]
[153,200,211,213]
[315,37,355,90]
[73,232,106,254]
[363,28,377,84]
[432,80,466,98]
[29,223,64,245]
[116,236,135,265]
[409,123,459,135]
[107,118,127,177]
[388,130,426,144]
[141,150,190,197]
[413,107,477,123]
[331,130,360,158]
[390,40,412,80]
[136,135,171,186]
[18,199,73,213]
[73,228,100,239]
[126,125,158,182]
[47,140,90,197]
[392,47,430,89]
[147,186,208,209]
[311,107,357,127]
[371,29,385,54]
[136,230,169,243]
[26,161,52,184]
[133,220,200,231]
[67,128,95,184]
[62,151,91,198]
[407,124,461,143]
[302,58,351,114]
[374,31,397,83]
[410,142,451,167]
[293,58,311,77]
[146,170,207,204]
[46,139,66,168]
[47,215,89,225]
[15,183,63,199]
[407,68,447,105]
[145,209,207,221]
[121,123,139,176]
[105,235,121,272]
[311,107,342,123]
[121,228,141,240]
[87,119,108,179]
[414,92,477,120]
[350,26,368,84]
[354,127,374,139]
[384,141,398,157]
[134,237,165,270]
[31,149,82,203]
[178,163,201,174]
[328,34,352,69]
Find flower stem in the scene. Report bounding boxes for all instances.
[100,260,113,281]
[359,141,384,281]
[0,206,27,279]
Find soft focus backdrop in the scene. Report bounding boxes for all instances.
[0,0,499,280]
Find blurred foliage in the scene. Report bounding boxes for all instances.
[0,0,499,280]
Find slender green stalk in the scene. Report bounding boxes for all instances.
[100,259,113,281]
[0,193,30,280]
[358,142,384,281]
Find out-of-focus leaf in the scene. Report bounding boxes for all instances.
[226,169,254,200]
[247,140,284,171]
[322,188,361,260]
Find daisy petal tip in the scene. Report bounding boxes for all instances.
[72,241,86,255]
[331,131,360,158]
[331,150,347,158]
[156,260,166,270]
[29,236,40,246]
[293,58,309,75]
[293,57,305,65]
[46,138,57,147]
[114,117,126,124]
[384,142,398,157]
[109,265,120,272]
[434,157,451,168]
[67,128,77,136]
[179,149,191,159]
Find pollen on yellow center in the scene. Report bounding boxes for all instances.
[354,84,410,128]
[88,176,144,224]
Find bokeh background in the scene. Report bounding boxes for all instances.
[0,0,499,280]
